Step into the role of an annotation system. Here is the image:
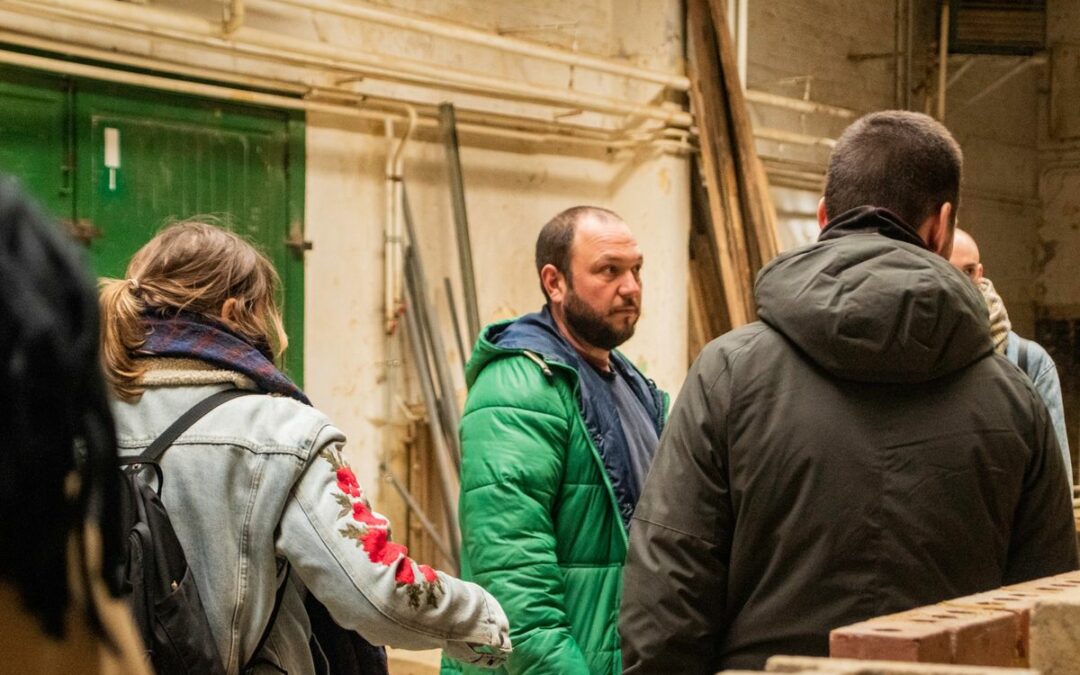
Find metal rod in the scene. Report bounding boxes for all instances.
[937,0,949,121]
[402,263,461,565]
[905,0,913,110]
[382,466,455,566]
[402,185,463,469]
[2,0,694,126]
[946,56,979,90]
[894,0,902,108]
[743,89,857,118]
[259,0,690,90]
[0,45,687,154]
[223,0,244,35]
[952,57,1045,117]
[736,0,748,89]
[444,277,468,379]
[439,103,481,345]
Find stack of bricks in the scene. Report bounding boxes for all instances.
[1073,485,1080,547]
[716,655,1038,674]
[828,570,1080,672]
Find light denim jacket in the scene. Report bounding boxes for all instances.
[1005,331,1073,488]
[112,373,510,675]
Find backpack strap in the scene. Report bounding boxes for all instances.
[120,388,259,467]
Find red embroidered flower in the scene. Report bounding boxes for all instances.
[418,564,438,584]
[395,560,415,585]
[362,527,411,566]
[336,467,361,498]
[351,501,384,527]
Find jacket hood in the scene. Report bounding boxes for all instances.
[756,207,993,383]
[466,307,577,387]
[467,306,665,528]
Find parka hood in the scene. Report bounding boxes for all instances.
[756,207,993,383]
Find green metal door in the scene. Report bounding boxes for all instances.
[0,68,73,220]
[0,67,305,382]
[74,82,305,380]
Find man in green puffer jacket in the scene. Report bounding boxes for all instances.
[442,206,667,675]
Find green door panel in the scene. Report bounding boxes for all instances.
[0,67,73,219]
[0,66,305,384]
[73,83,305,382]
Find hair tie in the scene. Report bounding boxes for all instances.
[128,278,141,293]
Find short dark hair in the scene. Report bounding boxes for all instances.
[825,111,962,230]
[535,205,621,300]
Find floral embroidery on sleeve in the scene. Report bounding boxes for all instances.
[322,448,445,609]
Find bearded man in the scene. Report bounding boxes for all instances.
[441,206,667,675]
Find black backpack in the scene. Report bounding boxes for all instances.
[118,389,285,674]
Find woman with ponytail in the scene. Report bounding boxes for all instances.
[100,221,510,675]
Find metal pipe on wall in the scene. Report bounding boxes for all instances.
[743,89,856,118]
[0,47,693,153]
[1,0,693,126]
[439,103,481,346]
[257,0,690,91]
[401,187,462,471]
[736,0,749,89]
[223,0,245,36]
[401,268,461,567]
[936,0,949,121]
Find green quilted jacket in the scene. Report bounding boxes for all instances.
[442,309,666,675]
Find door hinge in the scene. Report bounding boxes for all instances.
[62,218,103,247]
[285,224,312,259]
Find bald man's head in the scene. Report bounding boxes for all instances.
[949,228,983,282]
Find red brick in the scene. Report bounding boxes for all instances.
[829,605,1015,666]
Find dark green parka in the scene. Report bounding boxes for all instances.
[621,207,1079,673]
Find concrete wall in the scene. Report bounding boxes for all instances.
[743,0,1047,341]
[1039,0,1080,315]
[948,60,1043,337]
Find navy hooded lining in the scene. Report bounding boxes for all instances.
[484,306,663,529]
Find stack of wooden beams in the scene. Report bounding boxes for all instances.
[687,0,781,359]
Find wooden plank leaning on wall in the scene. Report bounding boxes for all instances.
[686,0,780,360]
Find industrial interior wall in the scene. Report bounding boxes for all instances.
[744,0,1044,338]
[300,0,690,502]
[1039,0,1080,318]
[948,63,1041,338]
[743,0,937,251]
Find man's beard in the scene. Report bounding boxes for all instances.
[563,288,638,351]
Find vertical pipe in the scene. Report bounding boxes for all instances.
[444,277,468,379]
[438,103,481,344]
[937,0,950,121]
[402,269,461,567]
[223,0,245,35]
[905,0,914,110]
[736,0,749,89]
[402,186,462,469]
[894,0,903,108]
[384,119,398,334]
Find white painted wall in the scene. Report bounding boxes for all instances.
[292,1,690,505]
[0,0,691,505]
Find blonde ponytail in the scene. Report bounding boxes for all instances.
[97,219,288,401]
[98,277,150,401]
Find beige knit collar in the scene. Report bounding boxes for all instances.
[136,357,259,391]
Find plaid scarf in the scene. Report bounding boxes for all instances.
[138,312,311,405]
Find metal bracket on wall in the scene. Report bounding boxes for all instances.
[285,223,313,258]
[62,218,102,246]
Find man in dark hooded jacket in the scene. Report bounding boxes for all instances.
[619,111,1079,673]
